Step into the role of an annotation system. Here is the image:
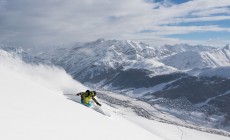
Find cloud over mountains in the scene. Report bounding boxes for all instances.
[0,0,230,47]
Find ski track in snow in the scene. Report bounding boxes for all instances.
[196,90,230,108]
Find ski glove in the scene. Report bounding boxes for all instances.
[96,102,101,106]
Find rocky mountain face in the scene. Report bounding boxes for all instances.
[1,39,230,132]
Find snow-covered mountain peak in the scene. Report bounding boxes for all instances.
[161,44,230,70]
[95,38,106,43]
[0,49,13,57]
[223,44,230,50]
[0,47,25,56]
[161,43,214,52]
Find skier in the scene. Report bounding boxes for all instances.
[76,90,101,107]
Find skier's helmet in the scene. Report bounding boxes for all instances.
[85,90,90,96]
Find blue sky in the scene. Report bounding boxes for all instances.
[152,0,190,4]
[0,0,230,47]
[140,0,230,46]
[162,8,230,42]
[156,0,230,45]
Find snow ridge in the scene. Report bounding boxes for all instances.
[162,47,230,70]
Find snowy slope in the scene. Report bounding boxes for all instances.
[0,50,160,140]
[188,66,230,78]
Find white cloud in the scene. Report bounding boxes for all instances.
[150,0,230,23]
[156,25,230,35]
[191,7,230,17]
[0,0,155,46]
[159,16,230,25]
[0,0,230,47]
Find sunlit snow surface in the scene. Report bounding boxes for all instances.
[0,50,229,140]
[0,50,160,140]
